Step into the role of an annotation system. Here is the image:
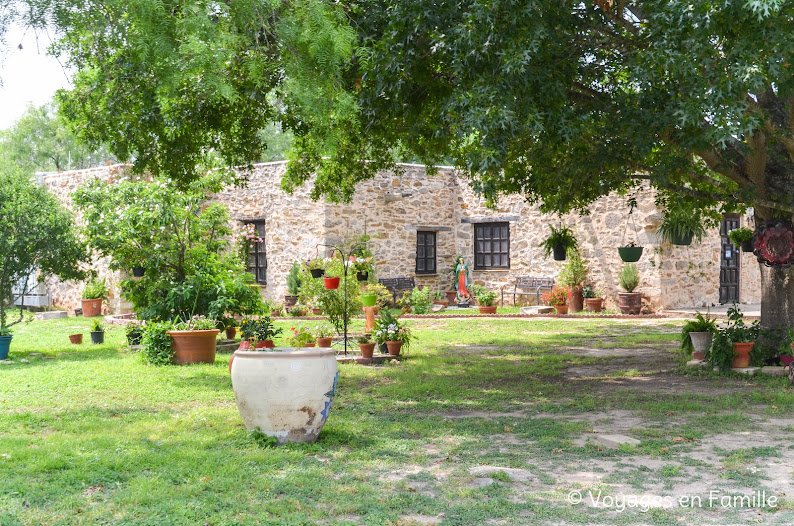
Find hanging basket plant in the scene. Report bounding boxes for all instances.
[618,199,644,262]
[306,257,327,278]
[539,225,577,262]
[728,227,755,253]
[754,219,794,268]
[656,203,707,247]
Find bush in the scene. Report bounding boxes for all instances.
[73,172,262,322]
[141,322,174,366]
[363,283,393,310]
[82,278,109,300]
[409,287,432,314]
[618,263,640,293]
[286,262,303,296]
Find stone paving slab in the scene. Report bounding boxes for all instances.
[594,434,641,449]
[34,311,68,320]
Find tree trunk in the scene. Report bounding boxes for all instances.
[760,264,794,331]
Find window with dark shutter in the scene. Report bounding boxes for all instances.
[474,222,510,270]
[415,231,437,274]
[245,221,267,285]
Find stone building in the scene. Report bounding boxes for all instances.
[39,161,761,313]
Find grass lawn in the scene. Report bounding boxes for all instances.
[2,315,794,525]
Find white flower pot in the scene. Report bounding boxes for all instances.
[231,348,338,444]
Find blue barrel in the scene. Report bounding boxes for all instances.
[0,335,11,360]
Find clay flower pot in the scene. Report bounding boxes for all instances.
[231,348,338,444]
[68,334,83,345]
[323,277,340,290]
[225,327,237,340]
[81,298,103,318]
[567,285,584,313]
[688,332,712,361]
[359,343,375,358]
[732,342,754,369]
[584,298,604,313]
[445,291,458,304]
[618,292,642,315]
[554,304,568,315]
[478,306,497,314]
[385,341,403,356]
[316,337,333,348]
[255,340,275,349]
[167,329,220,365]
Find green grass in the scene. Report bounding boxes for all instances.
[1,315,793,524]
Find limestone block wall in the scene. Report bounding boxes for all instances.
[36,161,763,312]
[39,165,131,314]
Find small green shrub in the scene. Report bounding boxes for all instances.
[409,287,432,314]
[83,278,108,301]
[90,319,104,332]
[141,322,174,366]
[286,262,303,296]
[618,263,640,292]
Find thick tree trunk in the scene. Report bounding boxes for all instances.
[760,264,794,331]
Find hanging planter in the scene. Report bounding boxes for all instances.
[539,225,577,262]
[356,271,369,282]
[728,227,754,253]
[310,268,325,279]
[656,201,706,247]
[671,232,694,246]
[754,219,794,268]
[324,277,340,290]
[361,293,377,307]
[618,245,644,262]
[132,266,145,277]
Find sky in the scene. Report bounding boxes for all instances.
[0,23,72,130]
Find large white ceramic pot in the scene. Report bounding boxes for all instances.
[231,348,338,444]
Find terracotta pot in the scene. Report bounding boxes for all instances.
[255,340,275,349]
[618,292,642,315]
[359,342,375,358]
[402,307,412,314]
[324,277,340,290]
[566,285,583,313]
[167,329,219,365]
[271,310,281,317]
[554,304,568,315]
[316,337,333,348]
[688,332,712,361]
[69,334,83,345]
[584,298,604,313]
[386,341,403,356]
[225,327,237,340]
[238,340,252,351]
[732,342,754,368]
[284,295,298,307]
[478,305,497,314]
[231,348,339,444]
[81,298,103,318]
[311,307,322,315]
[445,290,458,304]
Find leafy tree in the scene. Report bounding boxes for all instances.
[0,163,87,332]
[72,168,263,321]
[15,1,794,328]
[0,102,115,172]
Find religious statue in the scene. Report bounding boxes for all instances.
[454,255,471,302]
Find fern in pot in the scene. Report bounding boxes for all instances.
[680,311,717,360]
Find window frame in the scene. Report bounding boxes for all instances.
[415,230,437,275]
[245,220,267,285]
[473,222,510,270]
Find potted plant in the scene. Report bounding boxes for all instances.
[349,255,374,282]
[617,263,641,315]
[558,250,588,312]
[373,311,412,356]
[541,285,571,314]
[582,286,604,313]
[167,315,220,364]
[0,327,12,360]
[219,316,237,340]
[708,305,759,370]
[323,275,341,290]
[125,324,144,346]
[432,291,449,308]
[82,277,108,317]
[409,286,432,314]
[285,262,302,307]
[358,334,376,358]
[539,225,578,261]
[728,227,754,253]
[618,242,644,263]
[287,326,316,347]
[469,284,497,313]
[397,291,412,313]
[240,315,283,349]
[657,206,707,246]
[361,290,378,307]
[90,319,105,344]
[287,304,308,317]
[680,311,717,360]
[306,257,327,278]
[314,324,334,348]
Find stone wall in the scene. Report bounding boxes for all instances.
[38,161,762,313]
